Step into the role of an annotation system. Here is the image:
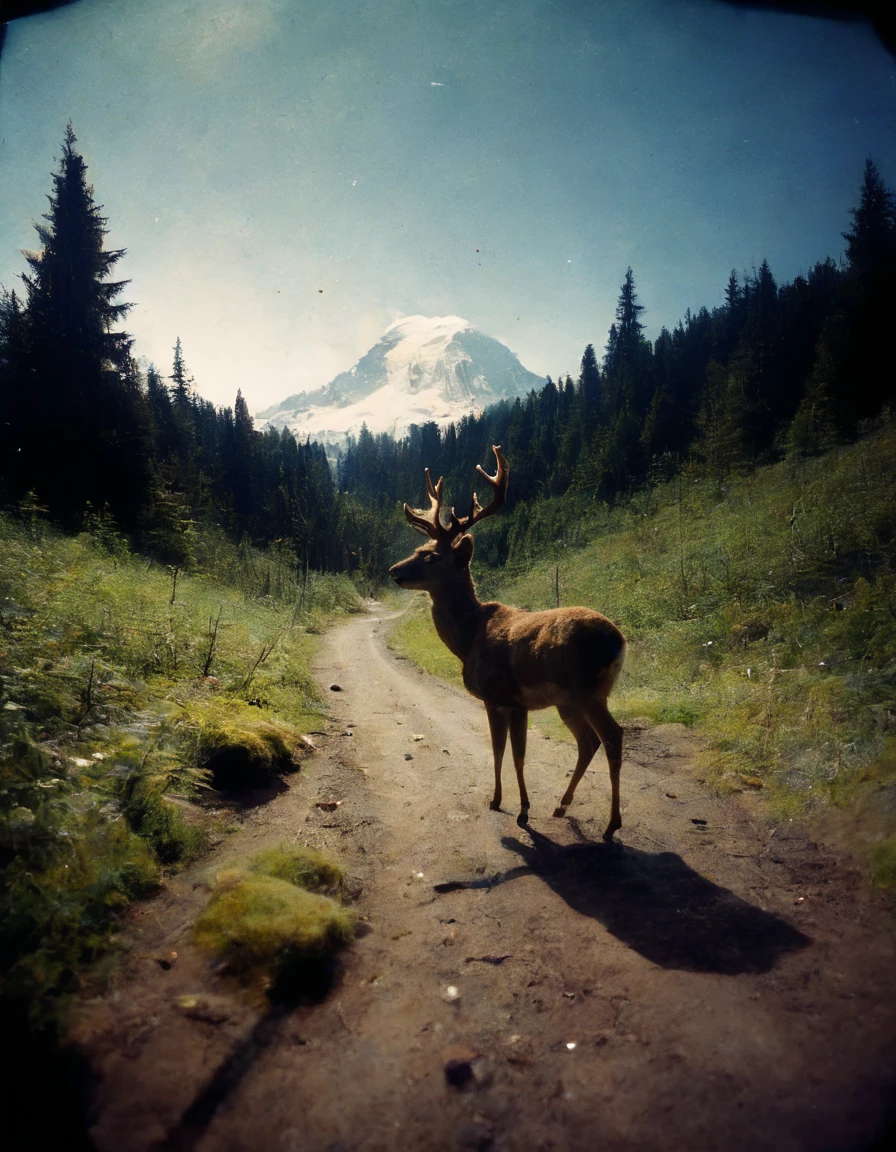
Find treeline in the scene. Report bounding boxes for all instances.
[3,128,894,584]
[0,126,342,571]
[340,159,896,564]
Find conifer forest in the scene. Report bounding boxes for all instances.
[2,130,895,579]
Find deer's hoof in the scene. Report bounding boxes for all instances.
[552,805,567,818]
[489,799,502,812]
[516,808,530,827]
[603,818,622,842]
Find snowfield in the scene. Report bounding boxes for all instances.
[257,315,544,442]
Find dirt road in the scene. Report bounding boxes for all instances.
[77,608,896,1151]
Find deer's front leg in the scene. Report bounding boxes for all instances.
[509,708,530,826]
[485,703,509,812]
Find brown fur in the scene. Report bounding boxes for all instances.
[389,447,627,839]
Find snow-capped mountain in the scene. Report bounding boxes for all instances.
[256,315,544,442]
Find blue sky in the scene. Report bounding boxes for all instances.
[1,0,894,410]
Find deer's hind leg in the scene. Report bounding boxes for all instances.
[484,703,510,812]
[581,698,623,841]
[509,708,530,826]
[552,705,601,819]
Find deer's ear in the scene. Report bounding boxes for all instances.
[453,533,474,567]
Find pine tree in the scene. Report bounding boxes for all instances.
[720,269,746,359]
[602,324,618,378]
[170,337,193,405]
[787,336,841,458]
[843,159,896,281]
[164,337,201,469]
[614,267,645,358]
[17,125,147,524]
[230,389,258,524]
[0,289,29,499]
[839,158,896,421]
[598,269,653,482]
[577,343,601,444]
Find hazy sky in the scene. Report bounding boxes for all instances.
[1,0,894,411]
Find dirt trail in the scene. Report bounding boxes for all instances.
[76,608,896,1152]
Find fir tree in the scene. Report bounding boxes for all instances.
[17,125,148,524]
[839,158,896,420]
[843,159,896,281]
[787,336,841,458]
[170,337,194,406]
[577,342,601,445]
[0,289,29,498]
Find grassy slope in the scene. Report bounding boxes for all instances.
[0,514,362,1023]
[388,422,896,874]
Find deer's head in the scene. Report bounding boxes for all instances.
[389,446,508,591]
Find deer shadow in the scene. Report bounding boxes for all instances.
[435,824,810,975]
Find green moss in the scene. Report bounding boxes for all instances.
[177,697,305,766]
[194,872,354,978]
[172,697,310,789]
[0,810,160,1023]
[193,845,353,994]
[247,845,345,894]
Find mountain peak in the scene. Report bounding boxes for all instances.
[257,315,542,443]
[383,314,473,339]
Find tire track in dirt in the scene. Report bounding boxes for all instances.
[78,609,896,1152]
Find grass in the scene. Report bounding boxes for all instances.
[0,510,363,1026]
[870,836,896,887]
[387,419,896,878]
[387,595,465,687]
[194,846,353,997]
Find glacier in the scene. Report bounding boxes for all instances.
[256,315,544,443]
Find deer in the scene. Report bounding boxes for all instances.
[388,445,627,841]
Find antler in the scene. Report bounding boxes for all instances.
[449,445,508,538]
[403,468,451,539]
[403,446,508,543]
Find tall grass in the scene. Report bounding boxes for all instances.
[0,511,363,1027]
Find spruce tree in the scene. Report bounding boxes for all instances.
[18,125,147,524]
[787,336,841,458]
[170,337,193,406]
[0,289,28,499]
[843,159,896,281]
[578,343,601,445]
[839,158,896,420]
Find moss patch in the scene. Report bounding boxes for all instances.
[195,874,353,968]
[194,846,354,996]
[247,845,345,895]
[174,698,309,789]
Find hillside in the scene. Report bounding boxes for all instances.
[0,513,363,1035]
[387,417,896,878]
